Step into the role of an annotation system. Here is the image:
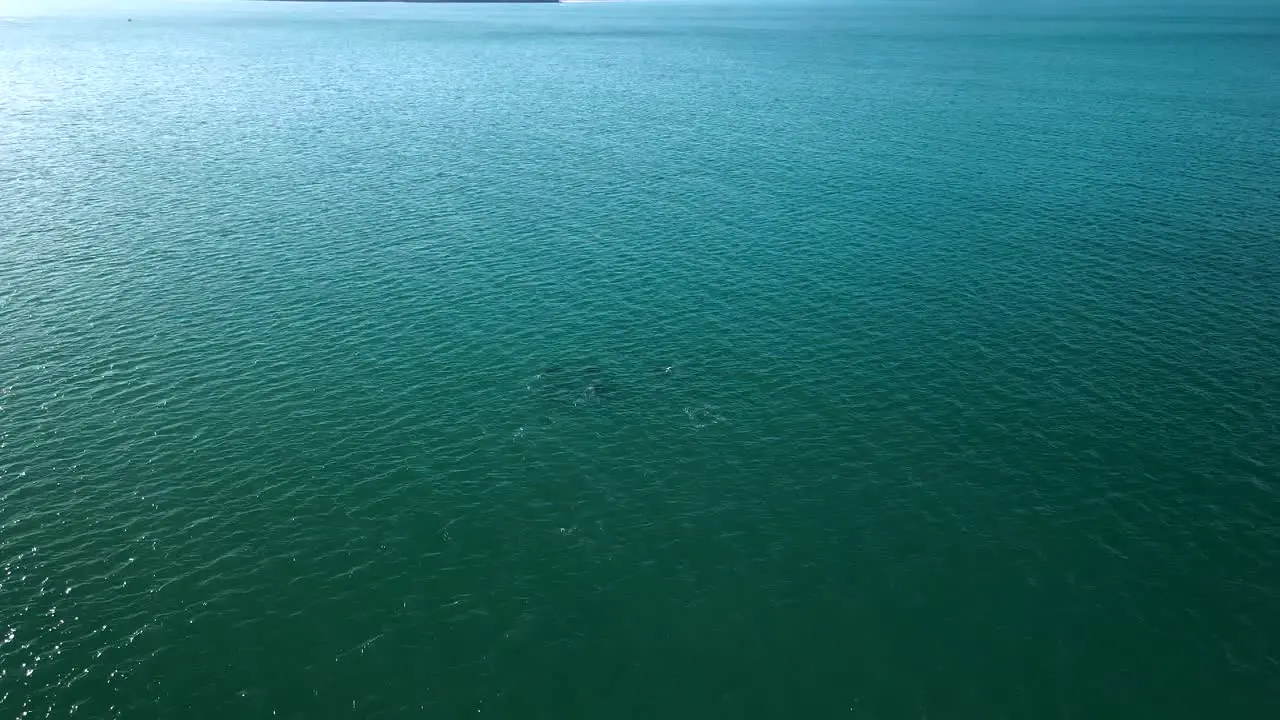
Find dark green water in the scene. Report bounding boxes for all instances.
[2,0,1278,717]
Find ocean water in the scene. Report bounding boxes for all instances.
[2,0,1278,717]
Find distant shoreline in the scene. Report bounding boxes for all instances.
[262,1,560,4]
[262,1,561,4]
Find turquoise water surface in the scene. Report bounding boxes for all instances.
[2,1,1278,717]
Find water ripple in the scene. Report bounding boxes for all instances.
[3,1,1280,718]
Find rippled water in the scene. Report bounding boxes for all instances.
[2,0,1279,717]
